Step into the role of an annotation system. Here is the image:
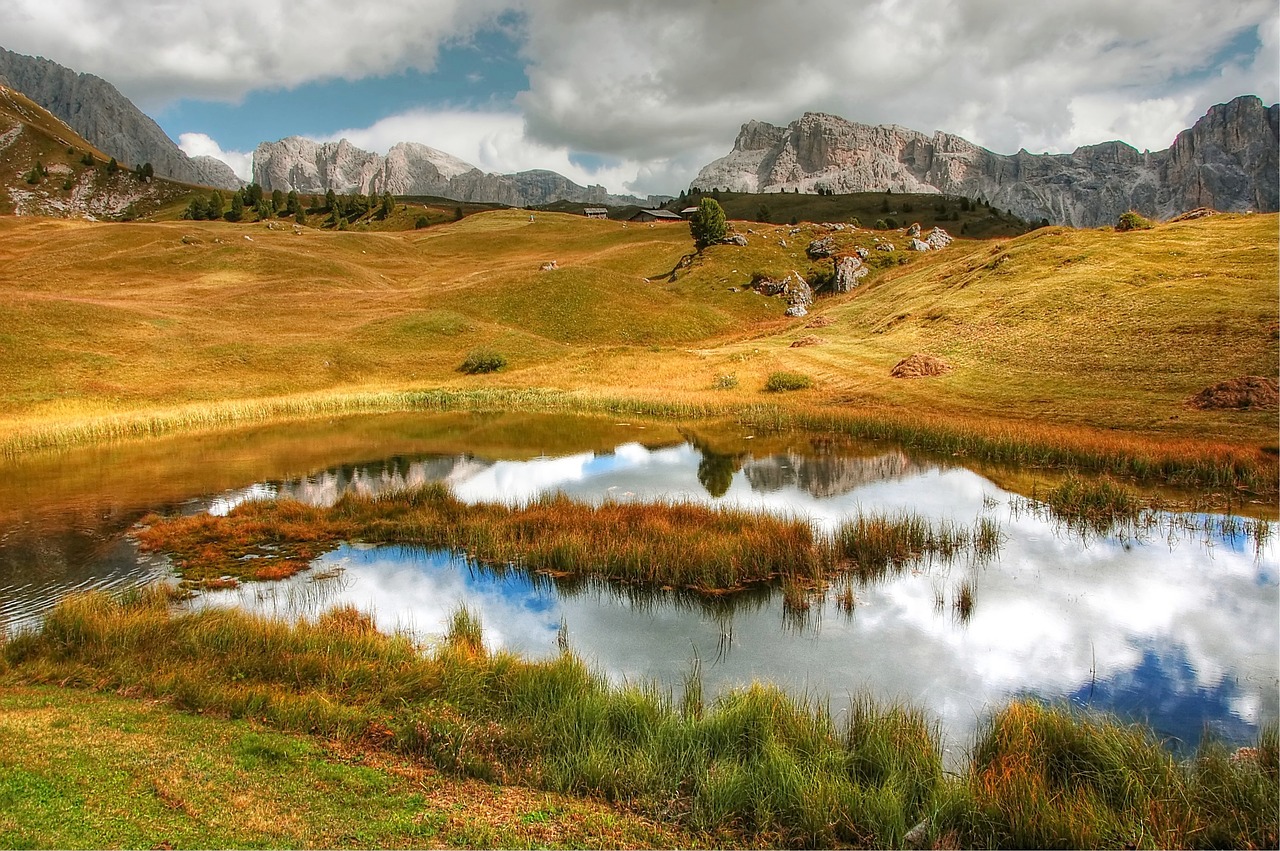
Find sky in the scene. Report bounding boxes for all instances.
[2,0,1277,197]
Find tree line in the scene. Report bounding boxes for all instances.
[183,184,396,226]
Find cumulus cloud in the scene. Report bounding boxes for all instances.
[2,0,514,106]
[178,132,253,182]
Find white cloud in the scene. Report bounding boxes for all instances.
[178,132,253,182]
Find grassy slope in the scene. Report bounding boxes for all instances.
[0,208,1274,459]
[0,685,703,849]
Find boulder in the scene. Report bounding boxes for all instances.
[908,238,930,251]
[925,227,953,249]
[906,222,921,236]
[785,304,808,317]
[876,242,895,252]
[855,247,869,259]
[721,233,749,246]
[831,254,869,293]
[540,260,558,271]
[806,236,835,258]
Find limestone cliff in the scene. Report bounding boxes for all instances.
[0,46,243,190]
[693,97,1278,227]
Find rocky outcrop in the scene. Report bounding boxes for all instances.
[831,254,868,292]
[253,136,655,207]
[693,97,1279,227]
[743,450,917,498]
[0,46,242,189]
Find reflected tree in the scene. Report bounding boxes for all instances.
[697,449,739,498]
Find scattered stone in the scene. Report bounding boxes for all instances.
[926,227,953,250]
[908,238,930,251]
[831,254,869,293]
[788,228,801,236]
[906,222,921,237]
[728,287,739,292]
[540,260,558,271]
[806,236,836,259]
[778,239,787,247]
[1187,376,1278,410]
[820,222,845,231]
[243,235,253,241]
[855,247,869,259]
[806,316,835,328]
[784,304,808,317]
[890,354,952,378]
[1169,207,1215,222]
[721,233,748,246]
[876,242,895,252]
[790,335,827,347]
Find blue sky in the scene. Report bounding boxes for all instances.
[3,1,1276,195]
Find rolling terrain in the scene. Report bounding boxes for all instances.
[0,207,1275,464]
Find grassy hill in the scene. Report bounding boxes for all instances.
[0,207,1274,475]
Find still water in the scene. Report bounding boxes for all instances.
[2,411,1276,757]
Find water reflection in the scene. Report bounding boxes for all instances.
[1,412,1275,761]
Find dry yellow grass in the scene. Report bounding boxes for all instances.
[0,209,1275,475]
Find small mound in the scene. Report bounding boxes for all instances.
[806,316,835,328]
[1187,376,1278,411]
[1169,207,1215,222]
[890,354,952,379]
[790,335,827,348]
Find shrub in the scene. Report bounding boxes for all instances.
[459,350,506,374]
[764,371,812,392]
[414,216,430,229]
[1116,210,1154,231]
[874,219,888,229]
[713,373,739,390]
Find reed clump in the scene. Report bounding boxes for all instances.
[136,484,1001,594]
[4,592,1275,849]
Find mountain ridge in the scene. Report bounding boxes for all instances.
[693,97,1279,227]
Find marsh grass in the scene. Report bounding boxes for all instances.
[136,484,1002,594]
[5,592,1274,849]
[1012,474,1274,550]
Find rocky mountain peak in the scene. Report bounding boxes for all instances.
[694,95,1278,226]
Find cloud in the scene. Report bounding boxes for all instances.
[2,0,514,107]
[177,132,253,181]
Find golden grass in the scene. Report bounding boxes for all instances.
[0,209,1274,488]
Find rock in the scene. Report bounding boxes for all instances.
[690,97,1279,226]
[925,227,953,249]
[831,254,869,293]
[1169,207,1215,222]
[806,237,835,259]
[890,354,952,378]
[785,272,814,307]
[540,260,558,271]
[876,242,895,252]
[721,233,748,246]
[855,247,869,259]
[785,304,808,317]
[908,238,930,251]
[752,276,788,297]
[906,222,921,236]
[778,239,787,247]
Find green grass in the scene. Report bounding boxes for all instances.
[764,371,813,392]
[3,592,1275,849]
[0,684,702,849]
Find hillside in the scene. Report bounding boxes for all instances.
[0,209,1274,456]
[0,85,197,219]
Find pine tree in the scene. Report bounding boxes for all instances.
[226,193,244,222]
[207,191,224,220]
[689,198,727,250]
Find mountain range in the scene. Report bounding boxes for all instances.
[693,98,1279,227]
[0,44,1276,225]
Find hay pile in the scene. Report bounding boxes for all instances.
[806,316,835,328]
[1187,376,1278,411]
[790,335,827,348]
[890,354,952,378]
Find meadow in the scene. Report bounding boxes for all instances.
[0,208,1275,498]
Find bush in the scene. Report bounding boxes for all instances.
[1116,210,1154,231]
[459,350,506,374]
[874,219,888,229]
[764,371,812,392]
[414,216,430,229]
[713,374,739,390]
